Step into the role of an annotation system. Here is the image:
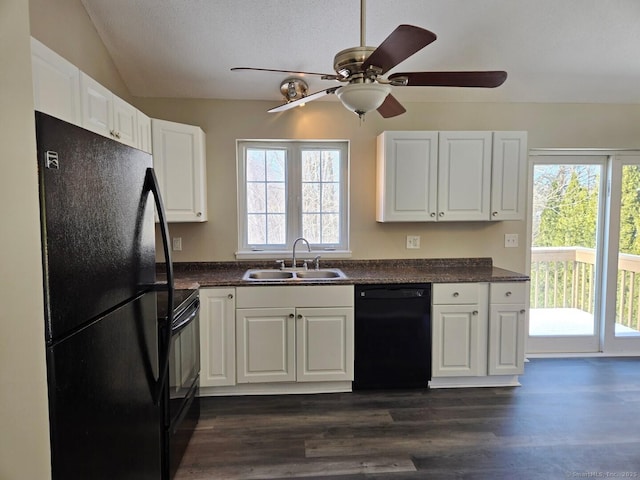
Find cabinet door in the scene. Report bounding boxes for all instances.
[136,110,152,154]
[112,96,138,148]
[376,131,438,222]
[80,73,113,138]
[236,308,295,383]
[491,131,527,221]
[31,37,81,125]
[438,131,492,221]
[152,119,207,223]
[488,304,525,375]
[199,288,236,387]
[432,304,487,377]
[296,307,354,382]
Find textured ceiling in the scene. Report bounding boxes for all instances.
[80,0,640,105]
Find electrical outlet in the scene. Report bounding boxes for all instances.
[406,235,421,249]
[504,234,519,248]
[172,237,183,251]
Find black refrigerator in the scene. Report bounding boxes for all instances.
[35,112,174,479]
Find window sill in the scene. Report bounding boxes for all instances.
[235,250,352,261]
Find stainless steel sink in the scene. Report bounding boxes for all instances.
[295,269,343,279]
[243,268,346,281]
[245,270,295,280]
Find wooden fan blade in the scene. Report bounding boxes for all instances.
[389,71,508,88]
[377,94,406,118]
[268,87,338,113]
[231,66,335,78]
[361,25,437,75]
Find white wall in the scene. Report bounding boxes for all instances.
[135,97,640,274]
[0,0,51,478]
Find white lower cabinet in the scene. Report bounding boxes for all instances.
[236,307,296,383]
[199,288,236,387]
[235,285,354,385]
[431,281,527,388]
[432,283,488,377]
[488,283,527,375]
[296,307,354,382]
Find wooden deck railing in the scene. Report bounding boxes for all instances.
[531,246,640,331]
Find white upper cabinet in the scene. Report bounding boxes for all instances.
[376,130,527,222]
[136,110,152,154]
[438,131,492,221]
[152,118,207,223]
[30,38,153,152]
[376,131,438,222]
[490,131,528,221]
[30,37,81,125]
[80,73,138,148]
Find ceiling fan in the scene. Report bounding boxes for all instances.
[232,0,507,119]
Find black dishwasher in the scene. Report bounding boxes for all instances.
[354,284,431,390]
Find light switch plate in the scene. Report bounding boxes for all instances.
[504,234,519,248]
[172,237,183,251]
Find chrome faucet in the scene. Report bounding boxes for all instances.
[291,237,311,269]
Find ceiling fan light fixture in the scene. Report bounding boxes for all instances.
[336,83,391,117]
[280,78,308,103]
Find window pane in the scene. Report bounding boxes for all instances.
[247,183,265,213]
[267,182,286,213]
[267,214,286,244]
[321,151,340,182]
[246,149,265,181]
[266,150,285,181]
[322,213,340,243]
[247,214,266,244]
[302,183,320,212]
[302,213,321,243]
[302,151,320,182]
[321,183,339,212]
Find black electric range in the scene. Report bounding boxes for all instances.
[157,288,200,480]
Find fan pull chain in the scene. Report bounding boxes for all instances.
[360,0,366,47]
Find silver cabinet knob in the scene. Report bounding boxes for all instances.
[492,211,498,217]
[297,314,303,319]
[453,292,459,297]
[439,212,444,217]
[289,313,294,318]
[227,294,233,299]
[196,212,202,217]
[520,309,526,314]
[430,212,436,217]
[472,310,478,316]
[506,291,512,297]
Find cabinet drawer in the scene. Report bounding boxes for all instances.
[490,282,527,304]
[433,283,481,305]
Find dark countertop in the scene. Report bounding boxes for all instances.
[162,258,529,289]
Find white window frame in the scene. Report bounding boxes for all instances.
[236,139,351,260]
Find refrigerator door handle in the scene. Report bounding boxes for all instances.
[144,167,174,405]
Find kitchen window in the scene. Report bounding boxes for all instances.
[236,140,350,258]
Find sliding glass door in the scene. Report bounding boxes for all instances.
[528,157,605,353]
[528,152,640,355]
[602,156,640,354]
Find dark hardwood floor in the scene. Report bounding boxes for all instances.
[175,358,640,479]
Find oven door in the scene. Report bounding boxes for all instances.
[168,297,200,426]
